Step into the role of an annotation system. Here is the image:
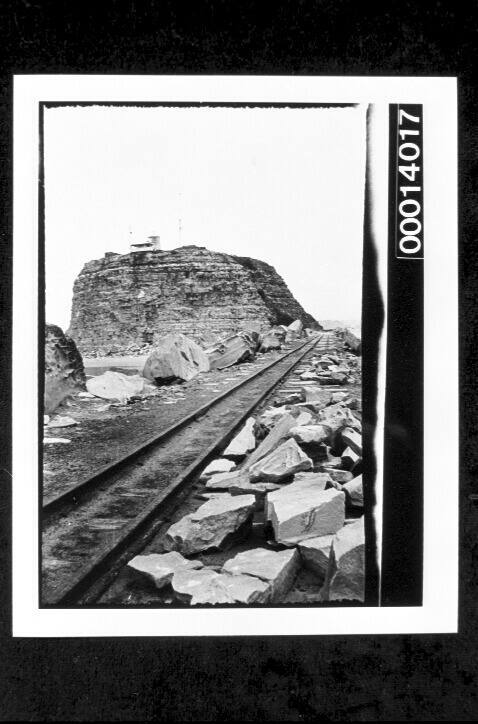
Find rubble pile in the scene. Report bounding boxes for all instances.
[128,341,365,606]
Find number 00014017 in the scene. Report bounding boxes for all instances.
[397,108,422,256]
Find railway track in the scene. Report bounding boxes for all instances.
[42,332,341,606]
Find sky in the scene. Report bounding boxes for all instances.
[44,104,366,331]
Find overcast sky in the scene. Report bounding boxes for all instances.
[44,104,366,331]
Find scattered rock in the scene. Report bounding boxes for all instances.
[86,371,147,402]
[249,438,312,483]
[127,551,203,589]
[163,494,256,555]
[142,333,210,384]
[293,410,314,426]
[228,479,281,510]
[292,472,329,489]
[274,392,304,406]
[301,387,331,405]
[199,459,236,480]
[290,424,330,446]
[77,391,96,399]
[204,470,247,490]
[322,517,365,602]
[246,412,297,469]
[330,391,348,404]
[340,427,363,455]
[48,415,78,428]
[341,446,361,470]
[342,475,364,508]
[321,468,354,484]
[267,485,345,546]
[298,534,334,578]
[223,417,256,459]
[172,567,270,604]
[223,548,300,602]
[43,437,71,444]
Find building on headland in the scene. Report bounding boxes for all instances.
[130,235,161,253]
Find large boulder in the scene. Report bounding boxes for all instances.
[249,438,313,482]
[259,327,286,352]
[322,517,365,602]
[206,330,259,370]
[222,548,300,602]
[285,319,303,341]
[267,484,345,546]
[86,370,148,402]
[163,494,256,555]
[44,324,86,413]
[142,333,210,384]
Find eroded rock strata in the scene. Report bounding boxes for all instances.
[67,245,321,355]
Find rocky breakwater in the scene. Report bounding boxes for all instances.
[128,343,365,606]
[67,245,320,356]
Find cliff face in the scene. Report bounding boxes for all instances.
[67,245,320,356]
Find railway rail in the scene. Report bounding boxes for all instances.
[42,332,343,606]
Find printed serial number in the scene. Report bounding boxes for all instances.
[397,108,423,257]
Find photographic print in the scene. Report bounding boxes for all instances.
[12,76,458,635]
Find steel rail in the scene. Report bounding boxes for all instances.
[43,335,321,516]
[42,335,323,605]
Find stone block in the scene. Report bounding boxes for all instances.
[163,494,256,555]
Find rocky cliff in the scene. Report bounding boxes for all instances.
[67,245,320,356]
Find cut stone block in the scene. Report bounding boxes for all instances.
[298,535,334,578]
[323,517,365,602]
[204,470,248,490]
[223,417,256,459]
[199,458,235,480]
[267,486,345,546]
[228,479,281,510]
[127,551,203,589]
[341,446,361,470]
[292,471,330,489]
[163,494,255,555]
[294,410,314,426]
[171,568,269,605]
[246,412,296,469]
[322,468,354,484]
[290,424,330,446]
[340,427,362,455]
[249,438,312,482]
[342,475,363,508]
[223,548,300,602]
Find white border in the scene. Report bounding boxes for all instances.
[12,75,458,636]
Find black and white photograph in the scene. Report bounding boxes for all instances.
[12,75,458,636]
[41,101,366,609]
